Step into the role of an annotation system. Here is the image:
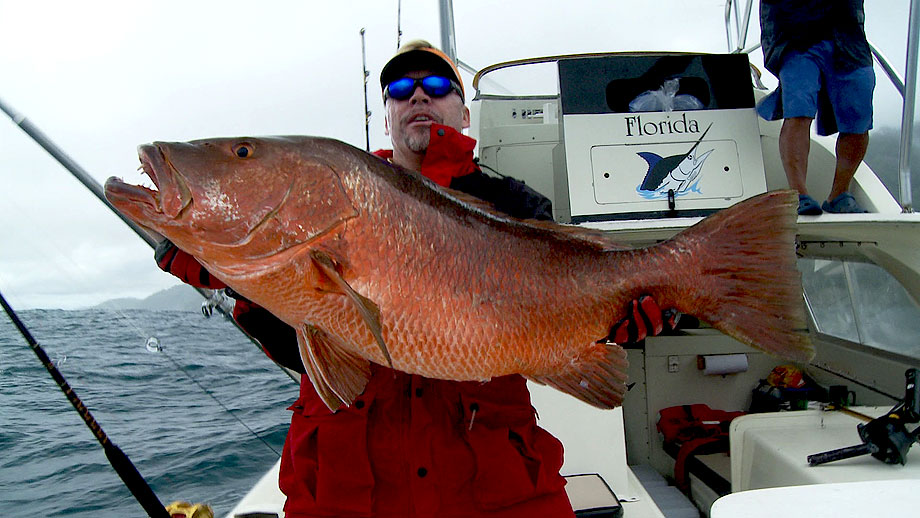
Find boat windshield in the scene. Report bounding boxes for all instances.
[474,59,559,97]
[800,257,920,360]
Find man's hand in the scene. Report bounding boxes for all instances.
[609,295,679,344]
[154,239,227,289]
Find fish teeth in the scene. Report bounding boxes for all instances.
[137,162,159,191]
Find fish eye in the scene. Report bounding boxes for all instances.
[232,142,254,158]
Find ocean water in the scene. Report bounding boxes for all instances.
[0,308,300,517]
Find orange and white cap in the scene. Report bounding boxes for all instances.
[379,39,464,101]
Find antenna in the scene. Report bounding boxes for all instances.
[360,28,371,152]
[396,0,403,49]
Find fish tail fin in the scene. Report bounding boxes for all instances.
[661,189,813,361]
[531,190,810,409]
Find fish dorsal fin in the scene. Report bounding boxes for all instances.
[524,220,632,251]
[297,324,372,411]
[526,341,629,409]
[439,186,630,252]
[309,249,393,368]
[439,185,510,217]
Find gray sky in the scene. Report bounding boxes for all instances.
[0,0,912,309]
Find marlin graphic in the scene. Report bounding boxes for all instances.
[638,123,714,195]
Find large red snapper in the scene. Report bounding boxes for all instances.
[104,136,813,411]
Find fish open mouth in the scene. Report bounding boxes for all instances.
[104,175,156,207]
[104,144,191,221]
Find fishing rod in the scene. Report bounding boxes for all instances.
[0,97,158,249]
[0,288,172,518]
[0,96,298,383]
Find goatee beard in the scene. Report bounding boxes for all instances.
[405,130,430,154]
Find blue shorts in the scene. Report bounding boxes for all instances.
[776,40,875,134]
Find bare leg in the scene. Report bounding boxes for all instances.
[829,132,869,200]
[779,117,814,194]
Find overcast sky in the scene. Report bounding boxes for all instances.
[0,0,913,309]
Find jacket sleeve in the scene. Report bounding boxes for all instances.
[156,239,305,372]
[154,239,227,289]
[449,171,554,221]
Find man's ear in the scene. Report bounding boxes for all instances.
[462,105,470,129]
[384,110,391,136]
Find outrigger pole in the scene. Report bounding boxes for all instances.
[360,28,371,152]
[0,288,171,518]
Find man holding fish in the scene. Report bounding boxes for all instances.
[149,41,673,517]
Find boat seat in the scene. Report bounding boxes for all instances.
[662,440,732,497]
[657,404,740,498]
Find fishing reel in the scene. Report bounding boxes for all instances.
[166,501,213,518]
[807,368,920,467]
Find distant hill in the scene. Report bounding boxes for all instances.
[93,284,207,311]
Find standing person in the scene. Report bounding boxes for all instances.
[154,40,674,517]
[757,0,874,214]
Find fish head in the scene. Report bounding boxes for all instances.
[104,136,358,276]
[689,148,714,168]
[674,148,714,179]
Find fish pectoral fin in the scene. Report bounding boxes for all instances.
[309,249,393,368]
[297,324,372,411]
[527,341,629,410]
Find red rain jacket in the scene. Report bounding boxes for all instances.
[158,126,574,517]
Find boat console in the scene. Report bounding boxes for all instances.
[471,52,769,224]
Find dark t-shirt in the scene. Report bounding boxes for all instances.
[760,0,871,74]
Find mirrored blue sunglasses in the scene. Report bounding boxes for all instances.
[384,75,462,101]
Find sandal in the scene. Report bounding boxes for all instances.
[822,192,868,214]
[797,194,823,215]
